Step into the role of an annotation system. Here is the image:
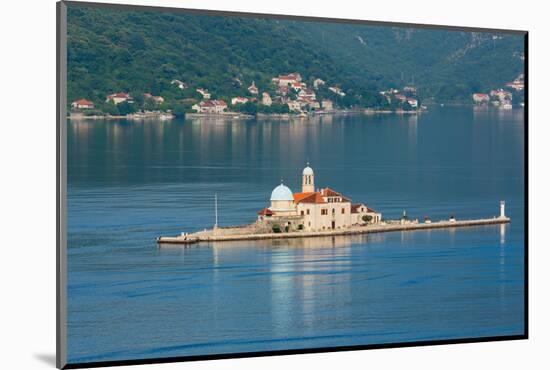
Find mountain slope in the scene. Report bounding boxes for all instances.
[67,6,381,105]
[284,21,525,101]
[67,4,525,106]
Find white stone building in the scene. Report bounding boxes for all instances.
[231,97,249,105]
[105,92,132,105]
[248,81,259,95]
[192,100,227,113]
[196,88,211,99]
[321,100,333,111]
[313,78,325,89]
[71,98,95,109]
[262,92,272,106]
[257,165,381,231]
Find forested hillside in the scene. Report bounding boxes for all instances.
[285,21,524,101]
[67,4,525,108]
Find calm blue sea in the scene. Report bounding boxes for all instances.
[67,106,525,363]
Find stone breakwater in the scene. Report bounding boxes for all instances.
[157,217,510,245]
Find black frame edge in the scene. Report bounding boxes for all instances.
[63,334,528,369]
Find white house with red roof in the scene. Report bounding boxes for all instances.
[105,92,132,105]
[231,97,249,105]
[192,100,227,114]
[472,93,490,104]
[272,73,302,87]
[196,88,211,99]
[248,81,259,95]
[71,98,95,109]
[394,94,407,102]
[256,164,381,231]
[298,89,316,100]
[329,86,346,97]
[262,92,272,106]
[143,93,164,104]
[406,98,418,108]
[490,89,513,104]
[321,100,333,111]
[313,78,325,89]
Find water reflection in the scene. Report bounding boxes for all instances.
[67,108,525,362]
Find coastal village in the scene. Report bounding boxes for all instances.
[157,164,510,245]
[472,73,525,108]
[69,70,524,120]
[68,72,424,120]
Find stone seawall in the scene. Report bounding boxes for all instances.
[157,217,510,245]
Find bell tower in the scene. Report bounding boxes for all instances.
[302,163,315,193]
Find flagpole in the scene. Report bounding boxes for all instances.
[214,193,218,229]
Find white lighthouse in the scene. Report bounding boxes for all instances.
[499,201,506,218]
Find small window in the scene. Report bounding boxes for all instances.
[332,208,335,214]
[301,210,304,216]
[321,209,328,215]
[307,209,310,215]
[341,208,345,214]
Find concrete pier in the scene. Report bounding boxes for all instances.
[157,216,510,245]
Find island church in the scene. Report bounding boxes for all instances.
[257,164,381,231]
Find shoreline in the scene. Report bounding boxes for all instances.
[68,113,175,120]
[68,108,424,121]
[157,216,510,245]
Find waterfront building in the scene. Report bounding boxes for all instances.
[71,98,95,109]
[287,100,301,112]
[490,89,513,103]
[472,93,490,104]
[321,100,333,111]
[257,165,381,231]
[192,100,227,113]
[406,98,418,108]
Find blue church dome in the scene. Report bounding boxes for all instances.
[270,183,293,201]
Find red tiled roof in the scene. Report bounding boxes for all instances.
[200,100,226,107]
[293,192,314,202]
[351,203,377,213]
[294,192,326,204]
[257,208,274,216]
[73,98,94,106]
[108,92,130,99]
[320,187,351,202]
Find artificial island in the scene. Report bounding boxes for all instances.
[157,164,510,245]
